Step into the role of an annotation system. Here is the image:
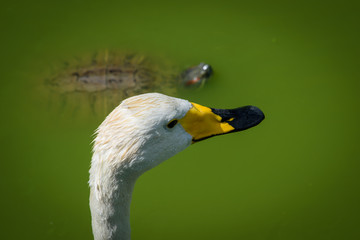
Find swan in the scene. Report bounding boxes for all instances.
[89,93,264,240]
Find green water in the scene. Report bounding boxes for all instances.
[1,1,360,239]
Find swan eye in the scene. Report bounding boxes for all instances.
[167,119,178,129]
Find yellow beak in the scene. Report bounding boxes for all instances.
[179,102,265,143]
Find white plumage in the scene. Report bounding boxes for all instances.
[89,92,264,240]
[89,93,193,240]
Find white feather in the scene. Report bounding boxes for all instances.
[89,93,193,240]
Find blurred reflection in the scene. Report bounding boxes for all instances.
[45,50,212,116]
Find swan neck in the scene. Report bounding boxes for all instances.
[90,174,136,240]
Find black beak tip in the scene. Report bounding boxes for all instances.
[227,105,265,132]
[211,105,265,132]
[247,105,265,124]
[222,106,265,132]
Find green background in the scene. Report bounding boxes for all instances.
[1,0,359,239]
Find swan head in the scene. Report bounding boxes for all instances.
[89,93,264,240]
[90,93,264,181]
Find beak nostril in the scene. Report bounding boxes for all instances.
[220,116,232,122]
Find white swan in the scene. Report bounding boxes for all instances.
[89,93,264,240]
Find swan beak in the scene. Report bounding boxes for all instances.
[179,102,265,143]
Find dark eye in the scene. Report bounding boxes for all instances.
[167,119,178,129]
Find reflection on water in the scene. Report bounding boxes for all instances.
[181,62,213,88]
[44,50,212,117]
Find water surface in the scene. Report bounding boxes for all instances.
[1,1,359,239]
